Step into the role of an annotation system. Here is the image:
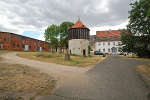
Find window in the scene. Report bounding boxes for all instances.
[103,49,105,52]
[98,42,100,46]
[100,37,102,39]
[108,42,110,45]
[103,42,105,46]
[17,44,19,47]
[113,42,115,45]
[4,38,6,41]
[118,42,121,45]
[13,44,15,47]
[108,49,110,52]
[22,45,25,48]
[34,47,35,49]
[99,49,100,51]
[108,37,110,39]
[30,46,31,49]
[90,44,93,46]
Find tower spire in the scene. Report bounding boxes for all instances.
[78,14,80,20]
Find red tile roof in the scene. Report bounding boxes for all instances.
[96,30,121,37]
[70,20,88,29]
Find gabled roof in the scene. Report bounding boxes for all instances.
[96,30,121,37]
[70,20,89,29]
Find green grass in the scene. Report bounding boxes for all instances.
[18,52,106,67]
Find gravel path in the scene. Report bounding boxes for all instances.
[1,53,92,90]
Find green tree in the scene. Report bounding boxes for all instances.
[120,29,137,57]
[127,0,150,35]
[44,24,59,52]
[88,45,92,54]
[122,0,150,57]
[59,22,74,50]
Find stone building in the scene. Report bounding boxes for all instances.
[68,20,90,56]
[0,31,50,52]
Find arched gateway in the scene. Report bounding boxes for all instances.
[68,20,90,56]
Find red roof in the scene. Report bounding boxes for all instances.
[96,30,121,37]
[70,20,88,29]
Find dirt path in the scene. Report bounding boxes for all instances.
[1,53,93,90]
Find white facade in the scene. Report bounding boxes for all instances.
[95,41,122,54]
[69,39,89,56]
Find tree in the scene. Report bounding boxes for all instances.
[44,24,59,52]
[127,0,150,35]
[59,22,74,50]
[121,0,150,57]
[44,22,74,53]
[120,29,137,57]
[88,45,92,54]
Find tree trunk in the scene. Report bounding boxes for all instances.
[132,52,134,58]
[65,54,70,60]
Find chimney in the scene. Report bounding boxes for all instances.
[109,29,111,32]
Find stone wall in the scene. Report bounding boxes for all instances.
[69,39,89,56]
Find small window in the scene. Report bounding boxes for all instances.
[4,38,6,41]
[34,47,35,49]
[118,42,121,45]
[108,49,110,52]
[90,44,93,46]
[99,49,100,51]
[113,42,115,45]
[108,42,110,45]
[98,42,100,46]
[108,37,110,39]
[103,42,105,46]
[100,37,102,39]
[30,46,31,49]
[13,44,15,47]
[17,44,19,47]
[22,45,25,48]
[103,49,105,52]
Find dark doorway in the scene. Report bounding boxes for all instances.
[83,50,86,56]
[70,50,71,54]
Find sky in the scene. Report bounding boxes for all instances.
[0,0,137,41]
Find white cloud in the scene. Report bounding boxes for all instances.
[37,34,45,41]
[0,0,136,36]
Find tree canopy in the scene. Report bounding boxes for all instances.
[44,21,74,52]
[121,0,150,57]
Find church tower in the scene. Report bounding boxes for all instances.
[68,20,90,56]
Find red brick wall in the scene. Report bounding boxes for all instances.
[0,32,12,50]
[0,32,50,52]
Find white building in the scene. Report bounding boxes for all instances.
[95,30,122,54]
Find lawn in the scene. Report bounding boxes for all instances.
[136,64,150,76]
[0,63,56,97]
[17,52,106,67]
[120,55,150,62]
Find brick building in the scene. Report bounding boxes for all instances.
[0,31,50,52]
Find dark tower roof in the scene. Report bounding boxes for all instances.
[69,20,89,30]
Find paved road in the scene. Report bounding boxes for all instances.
[41,55,150,100]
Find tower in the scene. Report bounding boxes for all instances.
[68,20,90,56]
